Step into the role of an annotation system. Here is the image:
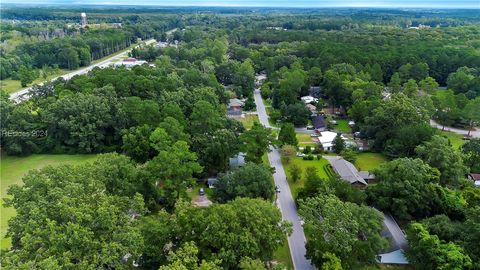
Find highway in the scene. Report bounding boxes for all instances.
[9,39,157,102]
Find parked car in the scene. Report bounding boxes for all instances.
[199,188,205,196]
[306,125,315,130]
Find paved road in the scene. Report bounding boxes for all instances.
[430,119,479,138]
[254,87,315,270]
[9,39,157,102]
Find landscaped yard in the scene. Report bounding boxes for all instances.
[0,153,98,249]
[282,156,331,197]
[334,119,352,133]
[239,114,259,130]
[355,152,388,172]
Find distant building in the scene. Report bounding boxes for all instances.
[227,98,244,117]
[114,58,147,68]
[80,12,87,28]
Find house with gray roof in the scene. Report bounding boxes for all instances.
[324,156,368,186]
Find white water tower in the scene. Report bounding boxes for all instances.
[81,12,87,28]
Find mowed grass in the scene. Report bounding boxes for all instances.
[239,114,259,130]
[334,119,352,133]
[273,236,294,270]
[439,130,465,150]
[282,156,331,197]
[355,152,388,172]
[296,133,316,147]
[0,153,98,249]
[0,69,69,94]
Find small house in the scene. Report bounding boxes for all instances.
[207,178,218,188]
[467,173,480,187]
[229,153,246,169]
[227,98,244,117]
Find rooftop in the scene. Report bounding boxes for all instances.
[324,156,368,186]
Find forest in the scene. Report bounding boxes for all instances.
[1,6,480,270]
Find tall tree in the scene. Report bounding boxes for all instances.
[406,223,472,270]
[278,122,298,146]
[240,122,276,164]
[415,135,467,186]
[213,163,275,203]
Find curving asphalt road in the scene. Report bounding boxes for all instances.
[254,87,315,270]
[430,119,479,138]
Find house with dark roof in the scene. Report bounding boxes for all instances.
[467,173,480,187]
[312,115,326,132]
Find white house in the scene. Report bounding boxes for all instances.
[317,131,344,151]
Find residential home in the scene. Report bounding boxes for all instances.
[467,173,480,187]
[312,115,326,132]
[227,98,244,117]
[323,156,368,187]
[229,153,246,169]
[316,131,343,152]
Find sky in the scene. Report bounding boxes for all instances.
[4,0,480,8]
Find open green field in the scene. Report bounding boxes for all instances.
[335,119,352,133]
[355,152,388,172]
[0,153,98,249]
[439,130,465,150]
[282,156,331,197]
[1,69,69,94]
[239,114,259,130]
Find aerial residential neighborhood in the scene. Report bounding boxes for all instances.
[0,1,479,270]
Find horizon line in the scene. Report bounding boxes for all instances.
[2,2,480,9]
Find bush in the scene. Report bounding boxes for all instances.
[303,154,314,160]
[303,146,312,154]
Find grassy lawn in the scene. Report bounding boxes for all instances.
[282,156,331,197]
[239,114,259,130]
[273,236,294,270]
[355,152,388,172]
[335,119,352,133]
[296,133,316,147]
[0,153,98,249]
[439,130,465,150]
[1,69,69,94]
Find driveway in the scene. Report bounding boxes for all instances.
[254,86,315,270]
